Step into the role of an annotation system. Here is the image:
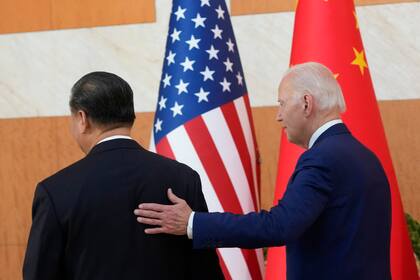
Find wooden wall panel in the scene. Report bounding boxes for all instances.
[50,0,155,31]
[0,0,52,34]
[378,99,420,222]
[0,100,419,278]
[0,0,155,35]
[231,0,419,16]
[0,245,26,280]
[0,117,59,246]
[356,0,418,4]
[54,117,85,168]
[252,107,282,209]
[231,0,298,15]
[130,112,154,148]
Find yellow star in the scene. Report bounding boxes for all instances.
[351,48,368,75]
[334,73,340,79]
[353,11,359,29]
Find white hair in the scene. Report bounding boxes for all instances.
[283,62,346,113]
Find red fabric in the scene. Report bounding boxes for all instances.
[266,1,418,279]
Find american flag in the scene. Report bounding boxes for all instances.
[150,0,264,279]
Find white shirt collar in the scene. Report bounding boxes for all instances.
[308,119,343,149]
[96,135,133,145]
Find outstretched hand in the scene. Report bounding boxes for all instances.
[134,188,192,235]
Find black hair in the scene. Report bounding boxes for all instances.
[70,71,135,128]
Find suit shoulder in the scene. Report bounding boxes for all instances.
[298,133,353,167]
[39,156,90,190]
[308,133,357,156]
[142,150,198,176]
[303,132,382,169]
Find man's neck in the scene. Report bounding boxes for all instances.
[86,127,132,153]
[307,118,342,149]
[302,112,341,149]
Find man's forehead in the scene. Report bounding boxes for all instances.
[278,78,292,98]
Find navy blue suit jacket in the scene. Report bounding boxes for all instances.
[193,124,391,279]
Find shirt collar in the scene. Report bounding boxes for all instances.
[308,119,343,149]
[96,135,133,145]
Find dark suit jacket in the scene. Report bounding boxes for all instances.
[193,124,391,280]
[23,139,223,280]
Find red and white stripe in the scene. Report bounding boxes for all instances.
[150,95,264,280]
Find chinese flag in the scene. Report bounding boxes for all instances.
[265,0,418,279]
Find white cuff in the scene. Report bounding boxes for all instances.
[187,212,195,239]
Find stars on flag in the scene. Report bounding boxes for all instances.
[191,13,206,28]
[215,5,225,19]
[200,66,215,81]
[200,0,210,7]
[223,57,233,72]
[180,57,195,72]
[154,0,248,138]
[226,38,235,52]
[220,78,231,92]
[351,47,368,75]
[170,28,181,43]
[154,118,163,132]
[170,102,184,117]
[185,35,201,50]
[174,6,186,21]
[236,72,243,86]
[195,87,210,103]
[158,96,167,110]
[206,45,219,60]
[211,25,223,39]
[162,73,171,88]
[166,51,176,65]
[175,79,189,94]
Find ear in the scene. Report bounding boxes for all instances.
[76,110,90,134]
[302,93,314,117]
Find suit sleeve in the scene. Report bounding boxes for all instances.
[187,170,225,280]
[23,183,65,280]
[192,155,334,249]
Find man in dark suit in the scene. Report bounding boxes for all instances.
[23,72,223,280]
[135,62,392,279]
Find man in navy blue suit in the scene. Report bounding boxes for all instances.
[135,62,392,279]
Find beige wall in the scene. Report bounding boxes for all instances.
[1,1,419,118]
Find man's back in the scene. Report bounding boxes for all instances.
[23,139,223,279]
[286,124,391,279]
[190,124,391,280]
